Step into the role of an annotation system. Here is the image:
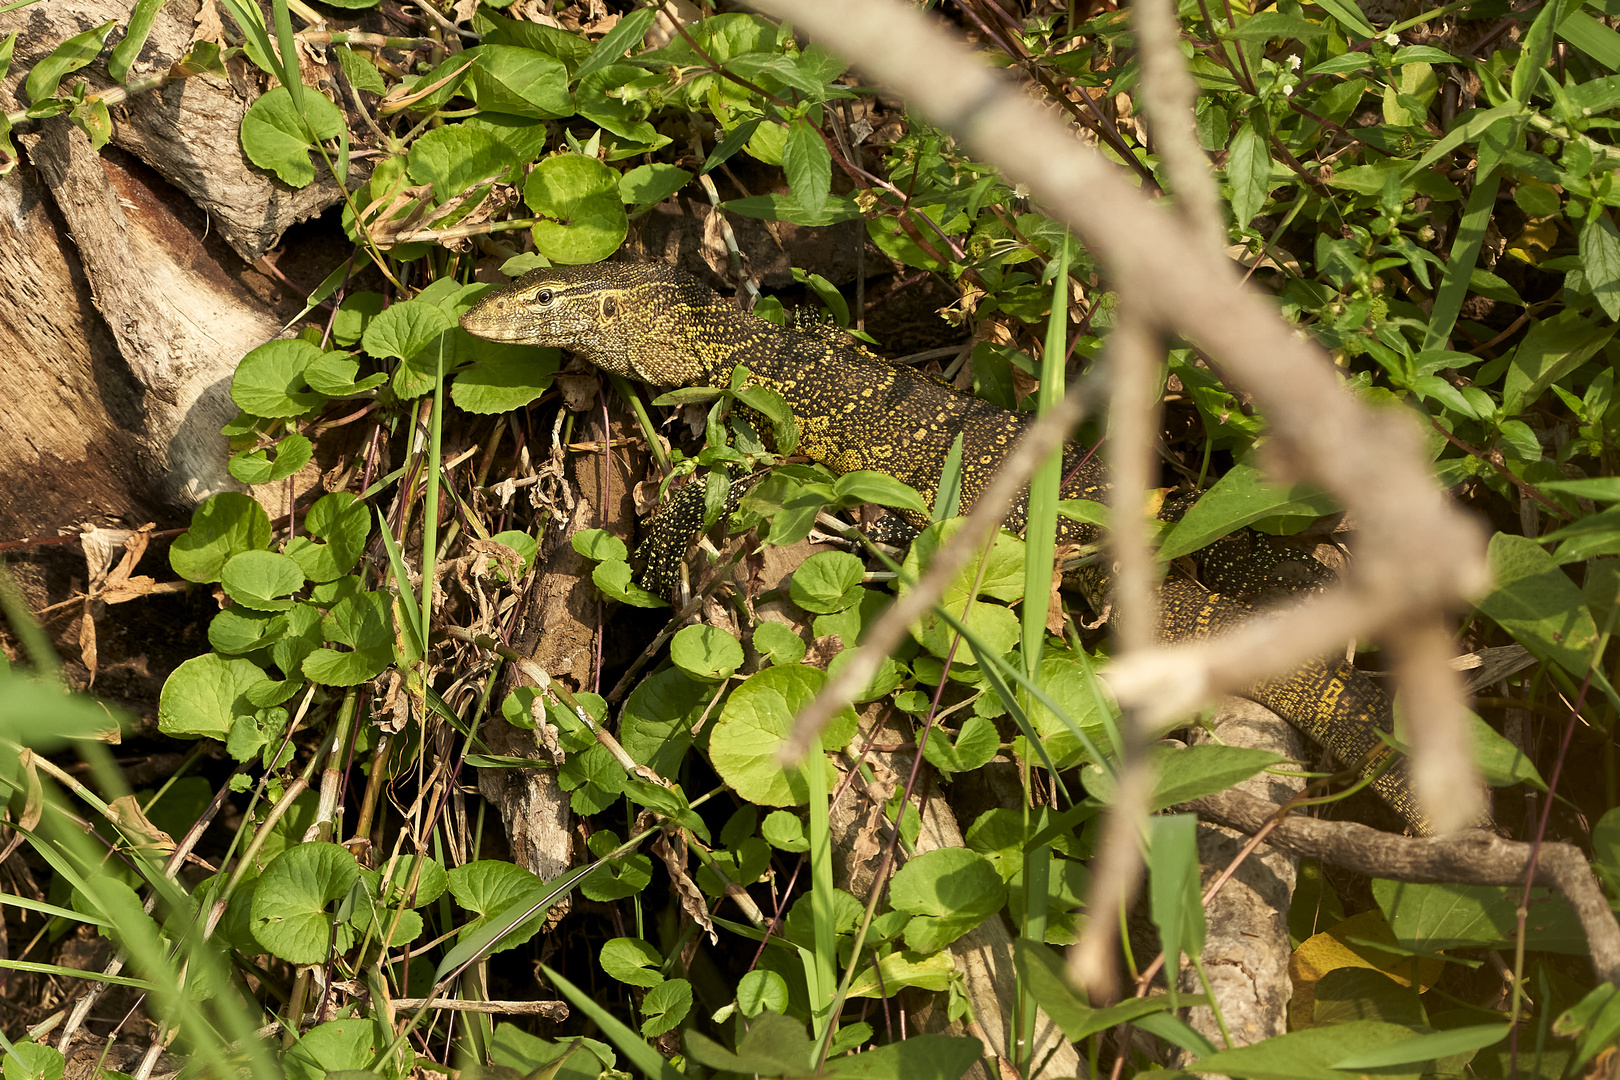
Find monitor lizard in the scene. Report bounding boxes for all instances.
[462,259,1471,835]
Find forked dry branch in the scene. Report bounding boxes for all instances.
[760,0,1494,1001]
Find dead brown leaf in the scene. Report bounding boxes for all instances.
[107,795,178,854]
[650,827,717,945]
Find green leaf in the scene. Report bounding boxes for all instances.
[239,85,346,188]
[619,162,692,209]
[1559,9,1620,70]
[284,1021,399,1080]
[541,964,684,1080]
[1226,10,1328,40]
[1372,878,1586,954]
[304,352,385,397]
[578,830,653,903]
[302,590,395,686]
[1084,744,1287,810]
[0,677,125,750]
[220,550,306,612]
[1465,710,1545,790]
[1513,0,1569,105]
[789,551,866,614]
[23,20,115,102]
[762,809,808,852]
[592,559,668,608]
[572,528,627,562]
[639,978,691,1037]
[921,714,1000,774]
[832,470,930,515]
[736,969,789,1018]
[464,44,573,117]
[684,1012,814,1076]
[1149,814,1206,988]
[900,519,1026,657]
[108,0,166,83]
[967,807,1084,880]
[1016,649,1120,770]
[525,154,628,264]
[1194,1023,1426,1079]
[232,338,327,417]
[753,621,807,665]
[1542,477,1620,502]
[406,122,517,209]
[1013,939,1191,1042]
[669,624,744,681]
[782,119,831,216]
[1422,171,1503,351]
[284,492,371,583]
[821,1035,982,1079]
[710,664,857,806]
[1226,120,1272,230]
[723,193,861,227]
[3,1043,65,1080]
[249,842,360,963]
[1580,212,1620,320]
[229,432,313,485]
[617,668,706,776]
[330,291,386,348]
[453,341,561,413]
[731,381,799,456]
[1476,533,1600,678]
[362,298,456,361]
[573,5,660,83]
[890,848,1007,953]
[446,860,555,955]
[1333,1024,1510,1069]
[1593,807,1620,899]
[332,44,387,92]
[1555,983,1620,1073]
[1502,308,1618,416]
[600,937,664,989]
[170,492,273,584]
[1158,461,1336,561]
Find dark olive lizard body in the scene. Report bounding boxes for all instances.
[463,260,1443,834]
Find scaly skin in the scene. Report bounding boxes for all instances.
[462,260,1462,834]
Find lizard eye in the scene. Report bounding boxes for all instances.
[536,289,554,305]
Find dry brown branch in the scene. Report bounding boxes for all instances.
[1070,306,1160,1000]
[387,998,569,1017]
[753,0,1488,836]
[1392,615,1489,832]
[1186,787,1620,984]
[1133,0,1224,248]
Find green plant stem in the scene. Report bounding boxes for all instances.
[805,734,838,1056]
[313,688,360,841]
[422,348,446,639]
[1527,111,1620,163]
[1389,0,1484,33]
[609,373,673,475]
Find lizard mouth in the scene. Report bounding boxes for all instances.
[459,308,527,342]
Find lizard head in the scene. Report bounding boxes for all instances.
[460,262,719,384]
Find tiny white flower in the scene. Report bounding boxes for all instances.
[1288,54,1302,69]
[1283,84,1295,95]
[1383,31,1400,46]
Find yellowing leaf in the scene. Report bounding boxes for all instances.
[1289,910,1443,1029]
